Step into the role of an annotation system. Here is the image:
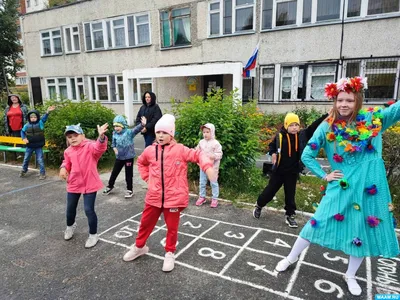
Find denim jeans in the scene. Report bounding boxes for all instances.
[199,169,219,199]
[144,134,155,148]
[66,192,98,234]
[22,147,45,174]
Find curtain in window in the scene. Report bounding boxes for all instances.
[114,27,125,47]
[137,24,149,44]
[48,86,56,99]
[347,0,361,17]
[84,23,92,50]
[276,1,297,26]
[127,16,135,46]
[210,13,220,34]
[262,78,274,100]
[65,28,72,52]
[262,0,273,29]
[311,75,334,99]
[59,85,68,99]
[162,13,171,47]
[224,0,232,34]
[236,7,253,31]
[173,17,190,46]
[303,0,312,23]
[317,0,340,21]
[368,0,399,15]
[53,37,62,53]
[42,40,51,54]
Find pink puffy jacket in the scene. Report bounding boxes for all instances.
[61,138,108,194]
[138,140,213,208]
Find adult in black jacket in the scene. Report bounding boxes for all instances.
[253,111,329,228]
[135,91,162,147]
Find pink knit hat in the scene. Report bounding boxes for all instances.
[154,114,175,137]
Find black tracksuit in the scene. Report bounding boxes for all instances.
[257,113,328,216]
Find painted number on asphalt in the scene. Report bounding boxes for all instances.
[264,238,291,248]
[114,224,137,238]
[247,262,278,277]
[183,221,202,229]
[314,279,344,298]
[323,252,349,264]
[224,231,245,239]
[198,247,226,260]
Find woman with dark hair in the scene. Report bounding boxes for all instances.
[4,94,28,137]
[135,91,162,147]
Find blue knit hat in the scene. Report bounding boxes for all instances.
[64,123,84,135]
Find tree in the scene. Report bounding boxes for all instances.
[0,0,22,96]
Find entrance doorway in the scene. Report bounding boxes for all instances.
[203,75,223,97]
[31,77,43,106]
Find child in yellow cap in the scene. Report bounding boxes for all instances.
[253,111,329,228]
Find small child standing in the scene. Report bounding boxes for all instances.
[253,112,328,228]
[20,106,55,179]
[59,123,108,249]
[123,114,215,272]
[195,123,223,208]
[103,115,146,198]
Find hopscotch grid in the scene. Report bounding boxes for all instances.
[219,229,262,276]
[366,257,373,300]
[285,246,309,295]
[174,222,220,259]
[98,212,142,236]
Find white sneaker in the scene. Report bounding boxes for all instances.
[344,275,362,296]
[64,222,77,240]
[275,257,298,272]
[123,244,149,262]
[162,252,175,272]
[124,190,133,198]
[85,234,99,248]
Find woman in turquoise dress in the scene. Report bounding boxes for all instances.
[274,76,400,297]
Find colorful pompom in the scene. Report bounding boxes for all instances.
[352,237,362,247]
[334,213,345,221]
[310,218,317,227]
[339,179,349,190]
[367,216,381,227]
[333,153,343,163]
[319,185,326,195]
[365,184,378,195]
[352,203,361,211]
[384,99,397,107]
[308,142,318,150]
[366,143,375,153]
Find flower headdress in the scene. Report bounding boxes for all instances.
[324,76,368,100]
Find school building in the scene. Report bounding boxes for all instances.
[20,0,400,123]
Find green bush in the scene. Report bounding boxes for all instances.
[38,99,115,166]
[172,89,264,191]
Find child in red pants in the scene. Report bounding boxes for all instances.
[123,114,215,272]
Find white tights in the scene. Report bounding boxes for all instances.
[286,236,364,276]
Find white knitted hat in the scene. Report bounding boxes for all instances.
[154,114,175,137]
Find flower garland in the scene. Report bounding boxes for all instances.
[326,107,383,154]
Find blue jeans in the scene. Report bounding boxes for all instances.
[66,192,98,234]
[22,147,45,174]
[199,169,219,199]
[144,134,155,147]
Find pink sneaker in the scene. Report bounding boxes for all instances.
[195,197,206,206]
[210,198,218,208]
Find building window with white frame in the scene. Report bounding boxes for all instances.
[307,64,336,100]
[276,0,297,27]
[209,0,255,36]
[84,13,150,51]
[109,75,124,102]
[347,0,399,18]
[64,25,80,53]
[161,7,191,48]
[89,76,109,101]
[132,78,153,102]
[26,0,30,8]
[41,29,62,56]
[69,77,85,100]
[46,77,77,100]
[260,66,275,102]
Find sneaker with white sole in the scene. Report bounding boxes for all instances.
[253,205,262,219]
[85,234,99,248]
[210,198,218,208]
[123,244,149,262]
[285,215,298,228]
[102,187,113,195]
[64,222,77,240]
[344,275,362,296]
[275,257,298,272]
[124,190,133,198]
[162,252,175,272]
[195,197,206,206]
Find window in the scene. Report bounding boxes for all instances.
[343,58,400,101]
[26,0,30,8]
[308,64,336,99]
[84,13,150,51]
[64,25,80,53]
[276,1,297,27]
[316,0,340,21]
[161,8,191,47]
[40,29,62,56]
[46,77,84,100]
[132,78,153,102]
[347,0,361,17]
[16,77,27,85]
[209,0,255,36]
[242,78,253,102]
[368,0,399,15]
[109,75,124,102]
[260,66,275,102]
[89,76,109,101]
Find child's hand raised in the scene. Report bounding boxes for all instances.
[47,105,56,113]
[59,167,68,180]
[141,116,147,126]
[97,123,109,138]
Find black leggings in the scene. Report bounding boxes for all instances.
[108,158,134,191]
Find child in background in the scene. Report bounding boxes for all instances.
[253,111,328,228]
[103,115,146,198]
[20,106,55,179]
[123,114,215,272]
[59,123,108,249]
[195,123,223,208]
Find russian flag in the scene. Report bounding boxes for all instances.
[243,43,259,77]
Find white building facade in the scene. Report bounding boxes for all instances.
[21,0,400,122]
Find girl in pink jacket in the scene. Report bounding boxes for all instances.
[59,123,108,249]
[195,123,223,208]
[123,114,215,272]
